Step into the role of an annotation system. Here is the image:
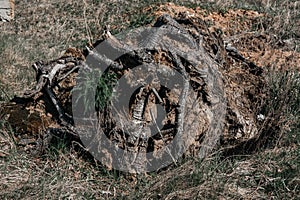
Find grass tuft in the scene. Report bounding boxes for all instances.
[257,69,300,149]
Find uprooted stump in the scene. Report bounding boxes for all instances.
[0,13,264,173]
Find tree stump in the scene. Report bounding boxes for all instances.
[0,13,264,173]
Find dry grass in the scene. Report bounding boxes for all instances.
[0,0,299,199]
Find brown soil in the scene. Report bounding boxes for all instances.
[154,3,300,71]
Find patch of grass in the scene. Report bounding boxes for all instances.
[95,71,118,111]
[0,137,131,199]
[257,70,300,149]
[243,145,300,199]
[0,34,36,98]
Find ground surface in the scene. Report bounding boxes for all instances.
[0,0,299,199]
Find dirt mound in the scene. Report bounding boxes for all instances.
[154,3,300,71]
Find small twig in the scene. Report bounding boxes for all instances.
[58,65,80,82]
[47,64,68,85]
[85,46,123,70]
[168,51,190,156]
[45,86,68,124]
[150,109,177,165]
[151,88,164,105]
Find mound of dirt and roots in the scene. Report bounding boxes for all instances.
[1,3,299,170]
[0,1,299,198]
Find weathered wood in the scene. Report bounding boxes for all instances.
[0,0,14,22]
